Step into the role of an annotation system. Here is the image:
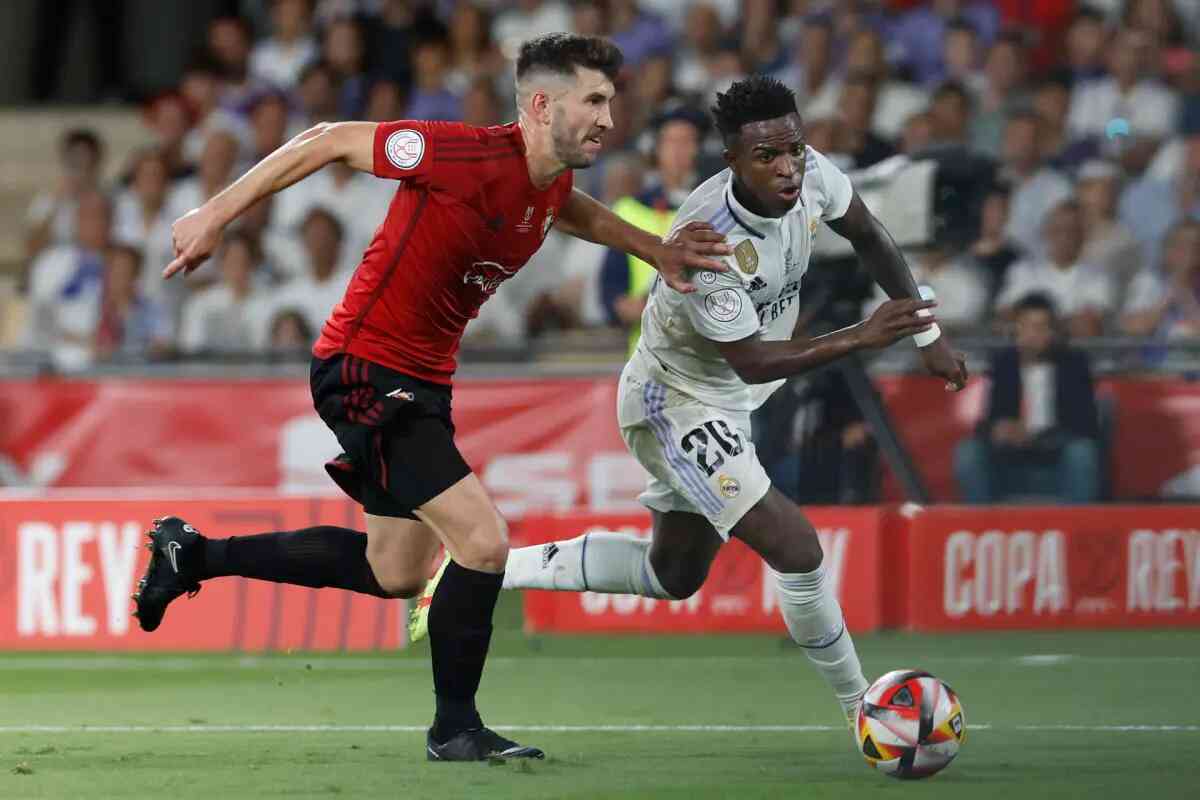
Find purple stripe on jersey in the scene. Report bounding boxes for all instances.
[708,207,732,228]
[652,383,725,515]
[642,380,718,515]
[643,381,724,516]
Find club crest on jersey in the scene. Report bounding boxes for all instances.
[718,475,741,498]
[384,129,425,170]
[517,205,536,233]
[464,260,518,295]
[704,288,742,322]
[734,240,758,274]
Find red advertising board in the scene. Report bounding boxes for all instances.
[905,506,1200,631]
[2,376,1200,505]
[0,494,405,651]
[512,508,890,634]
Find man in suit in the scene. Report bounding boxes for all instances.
[955,292,1101,503]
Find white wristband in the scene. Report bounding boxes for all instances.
[912,285,941,348]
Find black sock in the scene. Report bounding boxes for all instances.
[200,526,390,598]
[428,561,503,742]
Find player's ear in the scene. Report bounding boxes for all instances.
[530,89,552,124]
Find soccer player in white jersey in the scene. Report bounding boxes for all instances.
[414,76,968,728]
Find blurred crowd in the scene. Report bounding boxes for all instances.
[6,0,1200,373]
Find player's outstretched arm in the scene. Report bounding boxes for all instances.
[164,121,377,278]
[826,191,968,391]
[555,188,732,293]
[714,298,938,385]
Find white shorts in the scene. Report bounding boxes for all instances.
[617,357,771,539]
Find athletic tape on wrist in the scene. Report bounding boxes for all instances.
[913,285,941,348]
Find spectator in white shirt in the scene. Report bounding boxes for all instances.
[262,207,354,347]
[25,128,105,263]
[166,130,242,235]
[112,148,176,304]
[1120,218,1200,340]
[995,200,1114,337]
[970,33,1030,157]
[843,28,928,141]
[1068,28,1179,144]
[865,245,990,334]
[179,231,271,354]
[1075,159,1143,294]
[250,0,319,90]
[775,16,841,121]
[272,158,393,269]
[673,3,723,96]
[492,1,571,61]
[24,191,111,371]
[999,110,1074,254]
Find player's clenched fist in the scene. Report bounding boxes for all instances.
[163,205,224,279]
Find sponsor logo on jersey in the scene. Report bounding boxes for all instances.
[464,260,519,295]
[734,240,758,274]
[517,205,536,233]
[718,474,741,498]
[704,288,742,322]
[386,388,415,401]
[384,129,425,170]
[541,208,555,239]
[698,270,718,285]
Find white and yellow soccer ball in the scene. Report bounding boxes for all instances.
[855,669,965,779]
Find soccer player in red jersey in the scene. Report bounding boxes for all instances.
[131,34,731,761]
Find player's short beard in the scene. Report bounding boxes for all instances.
[550,106,593,169]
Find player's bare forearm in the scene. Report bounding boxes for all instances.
[557,188,658,259]
[716,325,866,385]
[827,192,920,301]
[165,122,376,278]
[556,188,730,293]
[206,122,375,227]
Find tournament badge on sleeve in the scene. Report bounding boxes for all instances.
[734,240,758,274]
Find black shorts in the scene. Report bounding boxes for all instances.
[310,353,471,518]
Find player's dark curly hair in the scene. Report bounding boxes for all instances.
[711,75,798,144]
[516,33,624,83]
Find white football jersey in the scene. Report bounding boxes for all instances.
[633,146,853,412]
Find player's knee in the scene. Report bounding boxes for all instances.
[650,553,706,600]
[364,546,426,598]
[454,517,510,573]
[738,496,823,574]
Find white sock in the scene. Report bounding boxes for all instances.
[775,564,868,715]
[503,531,674,598]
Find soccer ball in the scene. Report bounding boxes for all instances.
[855,669,965,779]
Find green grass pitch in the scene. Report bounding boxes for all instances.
[2,594,1199,799]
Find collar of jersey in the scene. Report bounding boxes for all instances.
[722,177,797,240]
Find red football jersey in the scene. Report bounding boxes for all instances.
[312,120,574,384]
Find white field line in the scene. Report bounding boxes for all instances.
[0,724,1197,735]
[0,654,1196,671]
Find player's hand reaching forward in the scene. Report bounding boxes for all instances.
[163,205,225,279]
[652,221,734,294]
